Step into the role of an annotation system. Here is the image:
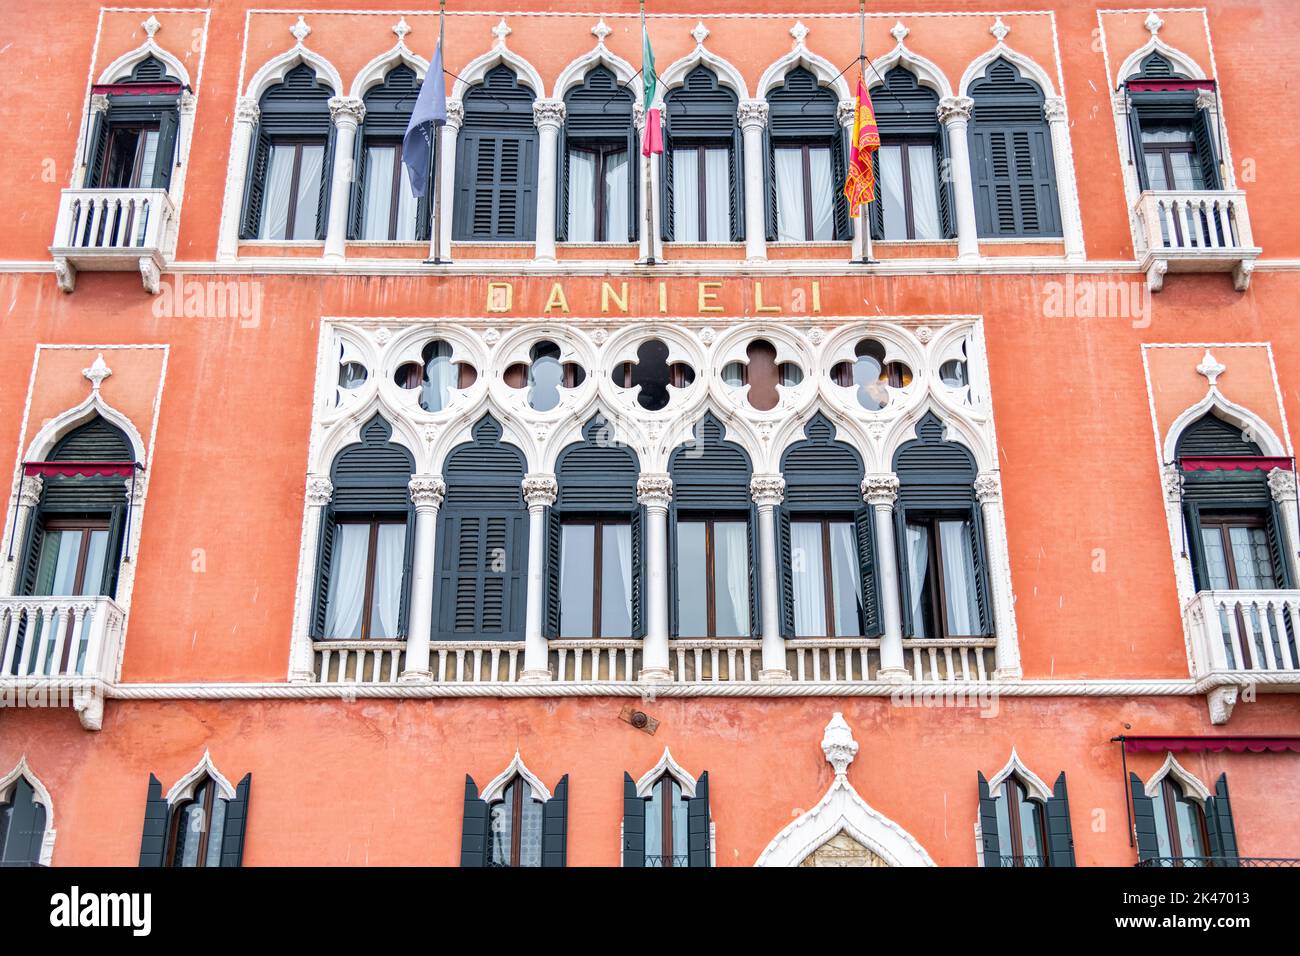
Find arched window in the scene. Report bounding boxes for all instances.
[461,765,568,867]
[622,757,711,868]
[84,56,181,192]
[1131,761,1238,867]
[967,58,1061,238]
[977,760,1074,868]
[669,414,757,638]
[393,340,477,412]
[869,67,952,241]
[777,414,878,638]
[167,774,228,868]
[434,415,528,640]
[545,416,643,639]
[764,68,849,242]
[240,64,335,241]
[453,66,538,242]
[892,413,991,639]
[139,764,251,868]
[350,64,431,242]
[311,415,415,640]
[662,67,742,242]
[0,770,49,866]
[559,66,637,243]
[1125,53,1220,192]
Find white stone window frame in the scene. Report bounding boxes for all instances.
[619,747,716,867]
[973,748,1054,867]
[0,756,57,866]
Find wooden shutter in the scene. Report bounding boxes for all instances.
[936,126,956,238]
[762,126,777,242]
[630,505,647,639]
[855,507,882,637]
[543,507,562,639]
[84,110,110,187]
[893,504,914,637]
[830,127,851,240]
[151,108,179,191]
[1045,771,1076,867]
[16,509,46,598]
[315,121,337,241]
[625,122,639,242]
[219,773,251,867]
[396,506,416,639]
[688,771,711,867]
[659,140,674,241]
[977,772,1001,866]
[555,126,569,243]
[869,148,884,240]
[100,503,127,599]
[460,775,490,867]
[1267,501,1294,588]
[309,507,337,640]
[0,778,47,865]
[1205,773,1239,863]
[541,774,568,868]
[968,503,992,636]
[1182,501,1208,592]
[435,511,529,640]
[667,510,680,638]
[138,773,169,867]
[347,134,367,240]
[1127,105,1150,191]
[776,507,795,640]
[747,507,761,638]
[1193,109,1222,190]
[240,126,271,239]
[455,131,538,241]
[1130,772,1161,863]
[729,125,745,242]
[622,772,645,867]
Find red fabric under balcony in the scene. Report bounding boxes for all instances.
[90,82,184,97]
[22,461,138,478]
[1123,736,1300,754]
[1126,79,1217,94]
[1179,456,1293,473]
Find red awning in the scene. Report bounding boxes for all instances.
[1180,456,1293,473]
[1123,736,1300,754]
[1126,79,1217,94]
[23,461,139,478]
[90,82,184,97]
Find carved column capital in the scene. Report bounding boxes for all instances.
[737,99,769,131]
[974,472,1002,504]
[532,99,566,129]
[1195,89,1219,112]
[328,96,366,128]
[90,93,111,114]
[837,98,856,129]
[750,474,785,507]
[862,474,900,506]
[445,99,465,130]
[522,474,558,508]
[637,473,673,508]
[18,475,43,507]
[235,96,261,125]
[1269,467,1297,503]
[937,96,974,126]
[1162,463,1184,503]
[1043,96,1067,123]
[409,475,447,510]
[305,476,334,507]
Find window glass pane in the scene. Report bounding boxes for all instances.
[993,787,1011,857]
[139,130,160,188]
[291,144,325,241]
[774,148,806,242]
[421,341,457,412]
[1228,526,1274,590]
[1017,790,1043,861]
[601,523,633,638]
[79,530,109,596]
[1143,152,1171,190]
[324,523,370,638]
[676,521,708,636]
[808,147,835,240]
[260,144,296,239]
[1174,793,1206,858]
[790,521,826,637]
[671,779,689,862]
[361,145,396,240]
[396,157,419,241]
[559,524,595,638]
[645,778,664,863]
[880,145,907,240]
[369,523,405,638]
[672,148,699,242]
[904,523,931,637]
[906,143,941,240]
[519,791,544,867]
[1169,152,1202,190]
[713,520,750,636]
[0,804,11,856]
[938,519,981,635]
[488,782,514,866]
[1200,528,1231,589]
[1152,786,1173,857]
[204,799,227,868]
[35,530,84,596]
[527,342,564,412]
[568,149,597,241]
[703,148,730,241]
[828,521,864,636]
[604,149,629,242]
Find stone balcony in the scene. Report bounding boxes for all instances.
[50,188,176,294]
[1133,189,1260,292]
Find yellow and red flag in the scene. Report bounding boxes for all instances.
[843,78,880,216]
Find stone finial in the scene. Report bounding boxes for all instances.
[821,713,859,778]
[82,353,112,392]
[890,20,910,45]
[691,21,710,46]
[790,21,809,48]
[592,18,612,44]
[290,15,311,44]
[1145,11,1165,37]
[1196,349,1226,387]
[393,17,412,44]
[492,17,512,47]
[990,16,1011,43]
[142,14,162,39]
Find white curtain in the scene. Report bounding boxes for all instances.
[568,150,596,241]
[396,159,419,241]
[829,521,861,636]
[790,522,825,637]
[716,522,750,635]
[808,147,834,240]
[559,525,593,638]
[605,523,633,637]
[324,524,368,638]
[672,149,699,241]
[260,145,296,240]
[422,345,458,413]
[361,146,395,241]
[704,148,730,241]
[879,145,907,241]
[905,523,930,637]
[774,148,805,242]
[908,144,941,241]
[292,144,325,240]
[369,523,405,638]
[604,151,629,242]
[939,519,980,636]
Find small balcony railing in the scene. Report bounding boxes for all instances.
[1133,190,1259,291]
[1184,589,1300,678]
[1137,856,1300,868]
[50,188,176,294]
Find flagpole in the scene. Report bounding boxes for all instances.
[431,0,446,263]
[642,0,656,265]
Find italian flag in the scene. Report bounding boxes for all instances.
[641,20,663,156]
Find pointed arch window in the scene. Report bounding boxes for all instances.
[1124,53,1221,193]
[977,764,1075,867]
[868,67,952,241]
[559,66,637,243]
[349,64,432,242]
[764,68,850,242]
[461,768,568,867]
[85,56,182,192]
[1131,761,1239,867]
[0,770,50,866]
[662,67,742,242]
[311,415,415,641]
[453,66,538,242]
[138,766,251,868]
[622,762,711,868]
[240,64,335,241]
[967,58,1061,238]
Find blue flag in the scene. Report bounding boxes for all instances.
[402,39,447,198]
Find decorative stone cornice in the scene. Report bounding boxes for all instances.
[862,474,899,506]
[523,474,558,508]
[1043,96,1067,122]
[637,474,673,507]
[1269,467,1296,503]
[974,473,1002,504]
[937,96,974,125]
[18,475,43,507]
[532,99,566,129]
[408,476,447,509]
[305,476,334,507]
[235,97,261,124]
[328,97,366,127]
[750,474,785,507]
[738,99,770,131]
[821,712,859,777]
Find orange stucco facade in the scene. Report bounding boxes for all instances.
[1,1,1299,868]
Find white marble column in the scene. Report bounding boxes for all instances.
[217,97,260,261]
[532,100,566,263]
[400,476,445,681]
[1044,97,1085,261]
[520,474,558,682]
[751,475,790,681]
[975,473,1021,679]
[324,97,365,262]
[838,98,870,262]
[938,96,980,262]
[290,476,333,682]
[738,99,769,263]
[637,474,673,681]
[1269,468,1300,580]
[863,475,909,681]
[432,100,464,263]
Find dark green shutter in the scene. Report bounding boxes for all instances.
[151,109,179,191]
[543,507,562,639]
[396,507,416,639]
[626,123,639,242]
[894,504,914,637]
[762,126,777,242]
[100,503,127,599]
[747,508,761,638]
[622,772,644,867]
[138,773,169,867]
[1130,772,1160,863]
[1,778,47,865]
[1267,501,1294,587]
[977,772,1002,866]
[969,503,992,636]
[84,110,110,188]
[1045,772,1076,867]
[1193,109,1221,190]
[240,126,271,239]
[729,126,744,242]
[831,126,851,240]
[776,507,795,639]
[1127,105,1150,191]
[314,121,337,241]
[630,505,647,639]
[659,140,674,241]
[555,127,568,242]
[347,135,367,240]
[688,771,711,867]
[219,773,251,867]
[936,125,956,238]
[17,509,46,598]
[1183,501,1208,592]
[460,775,490,867]
[309,508,337,639]
[869,148,884,240]
[1206,773,1239,864]
[541,774,568,867]
[854,507,881,636]
[667,512,680,638]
